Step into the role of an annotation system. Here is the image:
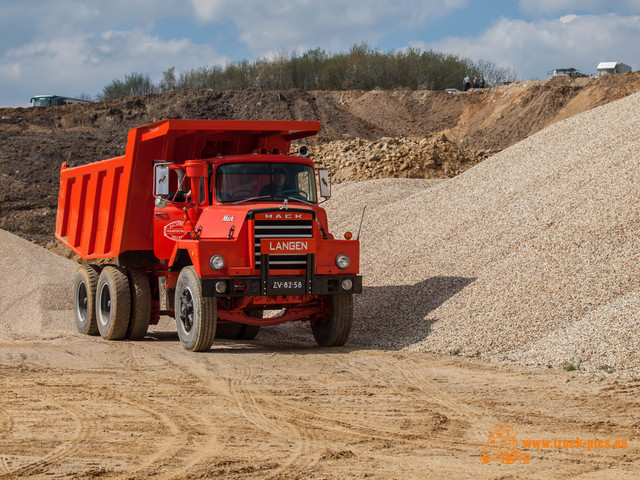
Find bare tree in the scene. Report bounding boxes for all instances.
[474,59,519,86]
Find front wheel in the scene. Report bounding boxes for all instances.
[215,322,242,339]
[311,295,353,347]
[174,267,216,351]
[238,324,261,340]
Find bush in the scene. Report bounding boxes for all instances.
[99,72,157,101]
[99,45,518,100]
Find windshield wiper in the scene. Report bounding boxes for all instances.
[233,194,313,206]
[232,195,273,205]
[274,195,313,206]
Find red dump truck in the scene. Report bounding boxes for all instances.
[56,119,361,351]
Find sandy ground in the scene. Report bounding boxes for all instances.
[1,319,639,479]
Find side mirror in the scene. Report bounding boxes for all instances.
[318,168,331,199]
[154,163,170,196]
[154,163,171,208]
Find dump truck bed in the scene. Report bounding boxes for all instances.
[55,119,320,259]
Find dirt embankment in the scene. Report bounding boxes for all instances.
[1,71,640,245]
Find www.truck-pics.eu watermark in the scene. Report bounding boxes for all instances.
[522,436,628,451]
[480,423,629,465]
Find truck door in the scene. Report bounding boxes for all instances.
[153,165,187,260]
[153,203,185,260]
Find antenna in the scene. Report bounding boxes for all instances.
[357,206,366,240]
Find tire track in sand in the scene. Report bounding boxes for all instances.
[220,357,324,479]
[0,410,13,474]
[98,341,226,478]
[158,349,320,479]
[250,350,497,460]
[0,402,92,479]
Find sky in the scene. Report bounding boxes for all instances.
[1,0,639,107]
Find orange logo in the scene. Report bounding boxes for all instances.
[480,423,531,465]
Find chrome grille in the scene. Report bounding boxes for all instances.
[254,219,313,270]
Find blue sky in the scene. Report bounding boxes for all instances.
[1,0,639,107]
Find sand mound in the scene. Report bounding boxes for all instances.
[338,90,640,376]
[0,230,77,341]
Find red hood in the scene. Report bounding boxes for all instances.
[195,202,319,240]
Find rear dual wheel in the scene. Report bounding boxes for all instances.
[126,268,151,340]
[96,266,131,340]
[73,265,101,335]
[73,265,151,341]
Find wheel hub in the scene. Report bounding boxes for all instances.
[179,287,194,332]
[77,283,88,321]
[98,284,112,326]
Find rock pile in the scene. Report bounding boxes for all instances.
[308,135,496,183]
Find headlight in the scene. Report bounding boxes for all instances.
[210,254,225,270]
[335,254,350,269]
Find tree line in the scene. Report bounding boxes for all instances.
[98,44,517,101]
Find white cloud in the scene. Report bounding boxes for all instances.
[0,30,226,106]
[0,1,228,106]
[189,0,468,56]
[422,14,640,81]
[0,0,183,45]
[559,14,579,23]
[519,0,640,17]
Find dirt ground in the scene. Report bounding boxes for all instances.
[1,320,639,479]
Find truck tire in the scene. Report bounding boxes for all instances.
[238,324,260,340]
[174,266,216,352]
[73,264,101,335]
[311,295,353,347]
[215,323,260,340]
[215,322,242,339]
[238,311,262,340]
[96,266,131,340]
[126,268,151,340]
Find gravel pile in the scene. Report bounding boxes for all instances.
[0,229,76,342]
[330,90,640,377]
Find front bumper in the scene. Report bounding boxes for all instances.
[201,275,362,297]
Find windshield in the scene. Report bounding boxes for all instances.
[215,162,317,203]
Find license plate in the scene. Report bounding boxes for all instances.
[268,277,305,294]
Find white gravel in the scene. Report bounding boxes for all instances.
[330,90,640,378]
[0,229,77,341]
